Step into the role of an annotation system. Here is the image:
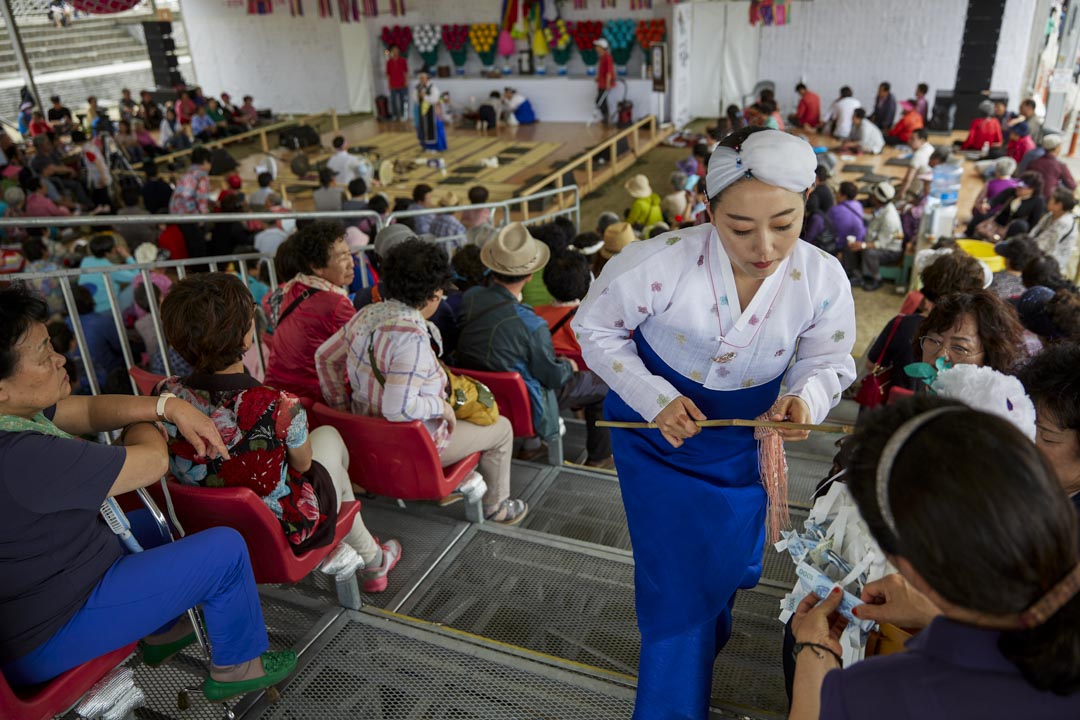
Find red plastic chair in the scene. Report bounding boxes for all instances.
[309,403,485,521]
[0,642,137,720]
[156,481,363,609]
[129,367,166,397]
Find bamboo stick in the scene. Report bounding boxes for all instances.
[596,418,854,434]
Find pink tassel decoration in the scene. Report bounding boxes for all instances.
[754,413,790,544]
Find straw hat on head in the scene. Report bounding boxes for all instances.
[480,222,550,276]
[624,174,653,199]
[869,181,896,204]
[600,222,635,259]
[437,190,460,207]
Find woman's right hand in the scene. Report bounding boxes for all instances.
[441,400,458,434]
[853,572,941,630]
[654,396,706,448]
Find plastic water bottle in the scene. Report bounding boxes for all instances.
[930,163,962,206]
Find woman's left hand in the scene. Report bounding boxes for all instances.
[770,395,811,441]
[166,399,231,460]
[792,587,848,657]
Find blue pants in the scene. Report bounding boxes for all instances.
[390,87,409,120]
[3,511,268,686]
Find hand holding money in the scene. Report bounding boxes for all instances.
[854,572,942,630]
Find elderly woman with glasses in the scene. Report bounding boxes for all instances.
[914,290,1025,373]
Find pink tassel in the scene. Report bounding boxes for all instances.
[754,413,790,544]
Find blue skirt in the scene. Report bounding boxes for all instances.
[606,332,782,718]
[514,100,537,125]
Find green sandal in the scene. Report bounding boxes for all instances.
[140,631,198,667]
[202,650,298,703]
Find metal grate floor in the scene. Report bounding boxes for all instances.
[252,610,637,720]
[399,526,787,718]
[519,468,631,551]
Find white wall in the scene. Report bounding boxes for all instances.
[757,0,968,121]
[182,0,372,114]
[991,0,1040,106]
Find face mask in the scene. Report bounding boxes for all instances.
[691,202,706,216]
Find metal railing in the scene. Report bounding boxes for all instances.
[1,185,582,397]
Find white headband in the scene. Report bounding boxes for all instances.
[875,406,966,536]
[706,130,818,199]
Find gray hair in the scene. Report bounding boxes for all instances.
[994,157,1018,178]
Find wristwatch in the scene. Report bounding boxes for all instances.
[156,393,177,423]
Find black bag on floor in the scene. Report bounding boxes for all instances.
[376,95,391,121]
[617,100,634,128]
[209,148,239,176]
[278,125,321,150]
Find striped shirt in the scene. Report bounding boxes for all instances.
[315,299,450,451]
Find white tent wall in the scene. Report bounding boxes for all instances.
[687,1,760,121]
[756,0,968,122]
[181,0,373,115]
[991,0,1041,109]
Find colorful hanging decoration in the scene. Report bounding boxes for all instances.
[413,24,441,70]
[469,22,499,69]
[70,0,140,13]
[362,0,377,16]
[601,18,635,72]
[751,0,789,26]
[568,20,603,69]
[443,25,470,73]
[599,0,616,7]
[289,0,303,15]
[572,0,586,8]
[318,0,332,17]
[629,0,651,8]
[380,25,413,52]
[544,17,572,74]
[634,18,665,50]
[246,0,272,14]
[389,0,404,15]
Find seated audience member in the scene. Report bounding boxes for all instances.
[1008,122,1037,164]
[118,88,137,123]
[68,285,125,389]
[868,82,897,133]
[807,166,835,215]
[1012,98,1043,143]
[115,120,144,163]
[959,99,1003,151]
[2,187,26,242]
[159,108,192,151]
[1027,133,1076,200]
[846,182,902,290]
[661,171,693,224]
[429,191,467,239]
[141,162,174,214]
[976,172,1047,240]
[623,174,663,231]
[230,244,271,304]
[116,185,157,250]
[312,168,346,213]
[521,222,572,307]
[1017,131,1053,176]
[342,178,368,221]
[205,99,230,137]
[139,90,163,129]
[915,290,1025,375]
[408,183,435,234]
[160,273,400,590]
[461,185,491,230]
[1030,187,1078,273]
[263,222,356,402]
[1016,286,1080,346]
[827,181,865,260]
[913,82,930,120]
[209,194,252,257]
[19,237,64,315]
[358,193,389,239]
[990,235,1040,301]
[254,207,293,256]
[993,99,1016,144]
[885,100,924,147]
[802,168,836,249]
[570,231,603,257]
[190,106,216,142]
[864,250,987,392]
[249,172,275,208]
[592,220,635,278]
[327,136,372,188]
[455,223,612,468]
[841,108,885,155]
[789,396,1080,719]
[0,286,298,695]
[1019,342,1080,511]
[896,129,935,198]
[596,210,621,239]
[46,95,73,133]
[28,111,51,138]
[133,120,163,158]
[132,283,191,377]
[240,96,259,127]
[534,251,592,369]
[822,86,861,139]
[24,176,74,220]
[316,240,528,523]
[789,83,821,130]
[79,232,138,314]
[975,157,1020,215]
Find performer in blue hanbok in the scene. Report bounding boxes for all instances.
[574,127,857,719]
[502,87,536,126]
[414,70,448,152]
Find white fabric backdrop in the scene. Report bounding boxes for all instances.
[688,1,760,122]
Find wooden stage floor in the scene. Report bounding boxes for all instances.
[236,117,637,211]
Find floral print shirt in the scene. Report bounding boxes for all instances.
[161,372,325,547]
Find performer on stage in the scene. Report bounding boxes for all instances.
[502,87,536,126]
[414,70,448,152]
[573,126,857,719]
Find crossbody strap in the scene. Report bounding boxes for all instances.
[550,306,578,334]
[278,287,322,326]
[874,315,905,366]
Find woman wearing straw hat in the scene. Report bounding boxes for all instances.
[624,174,664,232]
[574,126,857,718]
[592,220,635,277]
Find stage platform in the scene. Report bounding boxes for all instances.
[67,400,858,720]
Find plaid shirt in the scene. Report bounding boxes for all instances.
[168,166,210,215]
[428,212,466,239]
[316,299,450,451]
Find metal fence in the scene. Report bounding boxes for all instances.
[0,185,581,396]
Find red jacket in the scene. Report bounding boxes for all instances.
[795,91,821,127]
[1008,135,1036,164]
[961,117,1003,150]
[597,53,616,90]
[264,283,355,403]
[888,111,925,145]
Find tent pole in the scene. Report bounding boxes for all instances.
[0,0,42,112]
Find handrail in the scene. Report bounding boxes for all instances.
[385,184,581,231]
[149,108,340,168]
[518,115,670,205]
[0,208,383,228]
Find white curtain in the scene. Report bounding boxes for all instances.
[341,24,373,114]
[689,1,760,120]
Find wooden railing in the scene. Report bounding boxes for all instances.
[516,115,672,220]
